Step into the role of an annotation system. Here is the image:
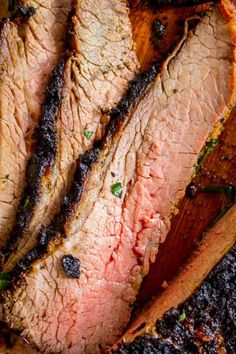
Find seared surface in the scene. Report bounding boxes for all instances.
[3,0,139,270]
[115,242,236,354]
[0,0,70,247]
[0,20,29,246]
[3,4,236,353]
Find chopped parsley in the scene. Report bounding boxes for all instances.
[179,309,186,322]
[0,272,10,290]
[111,182,123,198]
[84,131,93,140]
[23,196,30,209]
[195,138,218,173]
[200,184,236,198]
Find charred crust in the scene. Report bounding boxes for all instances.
[186,181,199,198]
[151,20,166,49]
[115,245,236,353]
[2,60,65,261]
[8,63,161,284]
[16,3,36,20]
[11,2,36,22]
[107,62,160,137]
[38,226,58,249]
[61,255,81,279]
[56,148,100,224]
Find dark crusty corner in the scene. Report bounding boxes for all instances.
[114,205,236,354]
[115,243,236,353]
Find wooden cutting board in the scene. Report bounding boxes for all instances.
[129,2,236,304]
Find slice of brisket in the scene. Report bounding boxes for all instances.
[0,0,71,247]
[3,0,139,269]
[3,1,236,353]
[114,205,236,353]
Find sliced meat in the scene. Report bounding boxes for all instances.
[3,0,139,269]
[22,0,71,120]
[114,205,236,353]
[0,0,71,247]
[3,2,236,353]
[0,20,29,247]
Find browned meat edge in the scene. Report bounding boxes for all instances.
[2,59,66,261]
[7,62,161,285]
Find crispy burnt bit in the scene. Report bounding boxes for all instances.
[115,245,236,354]
[115,334,179,353]
[10,1,36,22]
[151,19,166,49]
[186,181,199,198]
[107,62,160,137]
[61,255,81,279]
[2,60,66,262]
[149,0,219,9]
[8,62,161,285]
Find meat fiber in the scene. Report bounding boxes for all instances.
[3,1,236,353]
[3,0,139,269]
[114,204,236,353]
[0,0,71,247]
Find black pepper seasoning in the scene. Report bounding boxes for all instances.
[186,182,198,198]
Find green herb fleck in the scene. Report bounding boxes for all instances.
[23,196,30,209]
[0,272,9,280]
[201,184,236,198]
[195,138,218,173]
[111,182,123,198]
[0,272,10,290]
[84,131,93,140]
[0,279,9,290]
[179,309,186,322]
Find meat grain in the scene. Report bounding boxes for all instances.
[0,0,71,246]
[3,0,139,269]
[3,1,236,353]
